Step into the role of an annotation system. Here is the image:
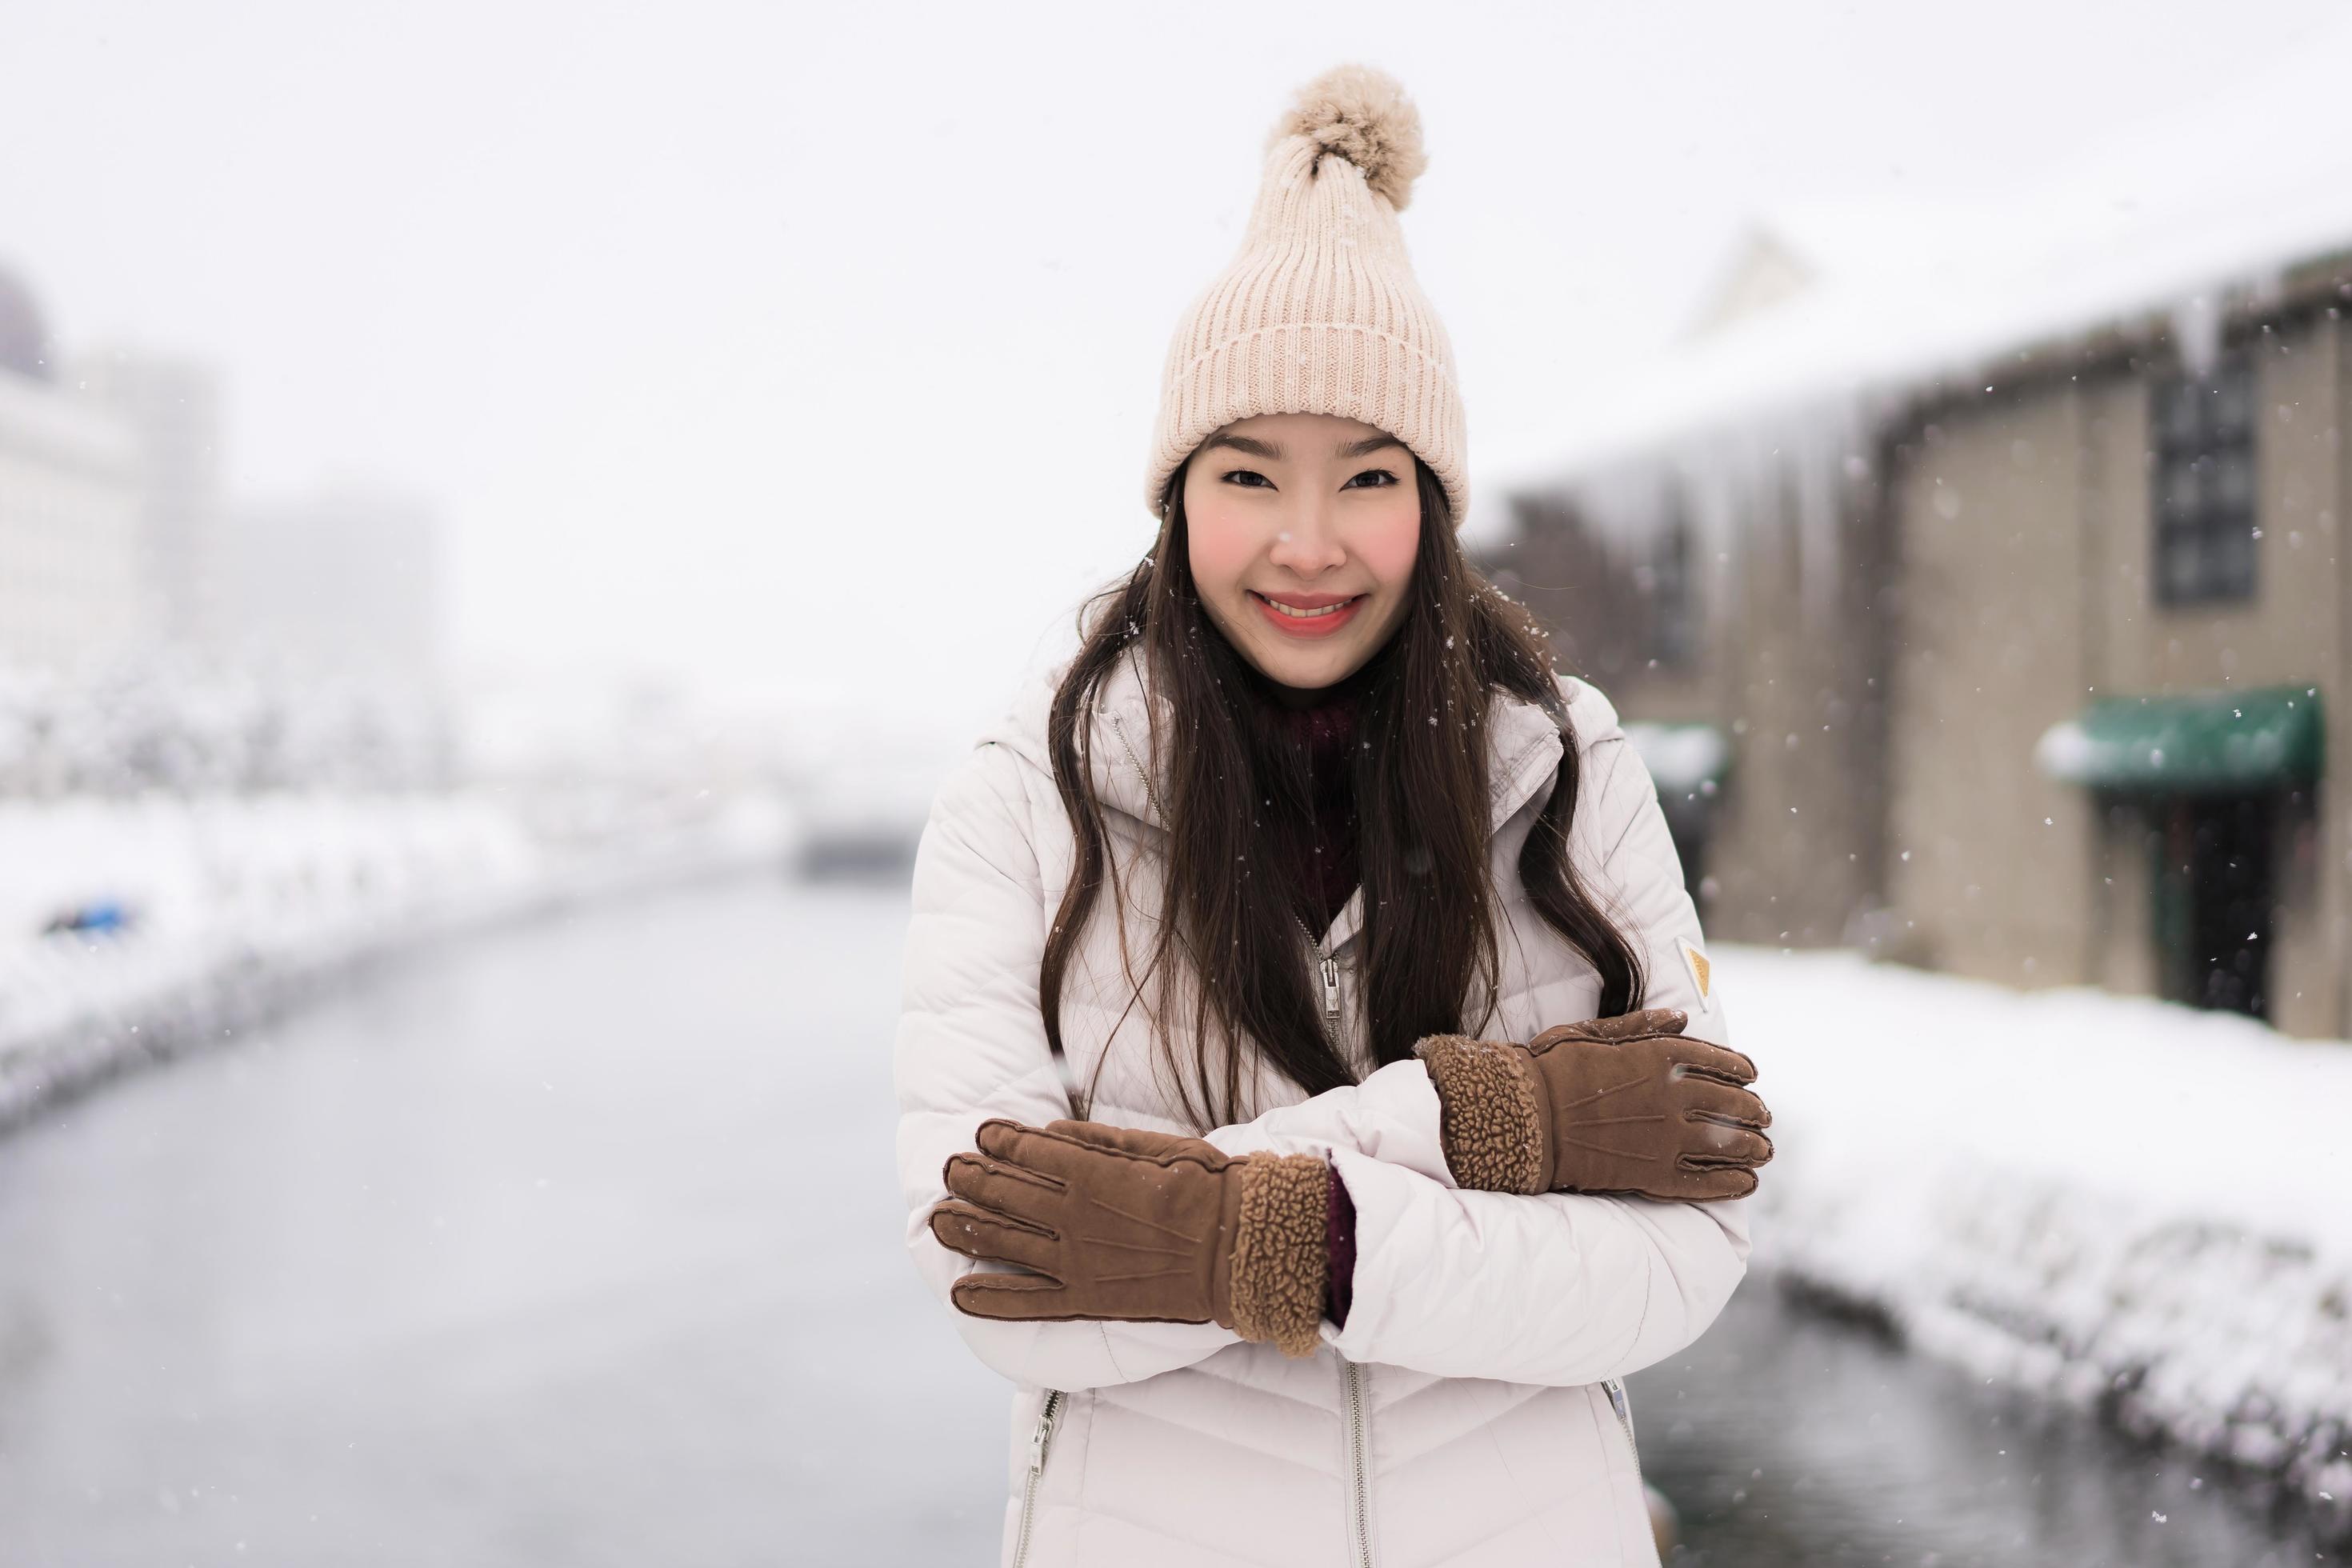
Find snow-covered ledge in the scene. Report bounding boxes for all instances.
[1723,944,2352,1540]
[0,789,798,1130]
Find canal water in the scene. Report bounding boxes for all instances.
[0,874,2337,1566]
[1634,1286,2343,1566]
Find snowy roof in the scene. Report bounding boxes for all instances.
[1478,19,2352,503]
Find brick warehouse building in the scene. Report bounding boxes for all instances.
[1476,88,2352,1038]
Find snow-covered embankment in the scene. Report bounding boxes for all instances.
[0,788,798,1130]
[1726,945,2352,1540]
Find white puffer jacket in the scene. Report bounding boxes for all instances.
[894,645,1750,1567]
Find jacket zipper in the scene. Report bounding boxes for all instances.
[1298,898,1365,1561]
[1306,903,1364,1566]
[1108,710,1164,826]
[1296,911,1342,1040]
[1116,709,1370,1563]
[1602,1376,1640,1474]
[1010,1389,1064,1568]
[1342,1358,1374,1567]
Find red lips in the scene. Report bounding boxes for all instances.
[1250,590,1366,638]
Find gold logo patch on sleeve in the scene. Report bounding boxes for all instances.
[1678,937,1713,1014]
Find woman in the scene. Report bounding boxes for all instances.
[894,65,1774,1568]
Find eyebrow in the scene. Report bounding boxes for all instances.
[1202,433,1406,461]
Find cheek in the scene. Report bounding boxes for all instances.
[1185,498,1259,596]
[1358,506,1422,592]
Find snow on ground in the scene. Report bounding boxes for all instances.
[0,787,799,1130]
[1725,943,2352,1535]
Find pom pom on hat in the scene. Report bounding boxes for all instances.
[1270,64,1430,212]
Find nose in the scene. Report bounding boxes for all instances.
[1266,493,1346,576]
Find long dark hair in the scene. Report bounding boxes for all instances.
[1042,454,1646,1129]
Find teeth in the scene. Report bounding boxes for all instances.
[1262,595,1353,619]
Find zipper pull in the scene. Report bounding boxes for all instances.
[1320,955,1341,1021]
[1029,1392,1062,1472]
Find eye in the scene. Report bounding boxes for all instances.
[1345,469,1399,489]
[1221,469,1274,489]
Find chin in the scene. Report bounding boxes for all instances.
[1256,643,1354,688]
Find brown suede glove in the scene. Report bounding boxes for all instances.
[928,1118,1330,1358]
[1413,1007,1773,1199]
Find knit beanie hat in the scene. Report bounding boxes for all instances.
[1142,65,1470,527]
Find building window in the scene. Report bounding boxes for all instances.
[2151,350,2258,605]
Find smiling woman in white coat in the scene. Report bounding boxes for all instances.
[893,63,1776,1568]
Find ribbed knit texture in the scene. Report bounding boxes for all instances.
[1254,688,1362,934]
[1234,638,1391,937]
[1143,66,1469,527]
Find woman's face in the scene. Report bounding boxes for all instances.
[1182,412,1421,694]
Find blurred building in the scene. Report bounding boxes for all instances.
[218,484,446,682]
[0,266,153,675]
[0,265,456,796]
[70,346,226,653]
[1483,77,2352,1038]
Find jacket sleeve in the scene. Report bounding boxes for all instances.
[894,741,1459,1394]
[1312,722,1754,1385]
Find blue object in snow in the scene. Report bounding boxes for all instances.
[41,900,136,936]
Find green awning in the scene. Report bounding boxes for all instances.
[1624,721,1733,798]
[2034,684,2323,794]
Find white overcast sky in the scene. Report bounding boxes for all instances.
[2,0,2340,746]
